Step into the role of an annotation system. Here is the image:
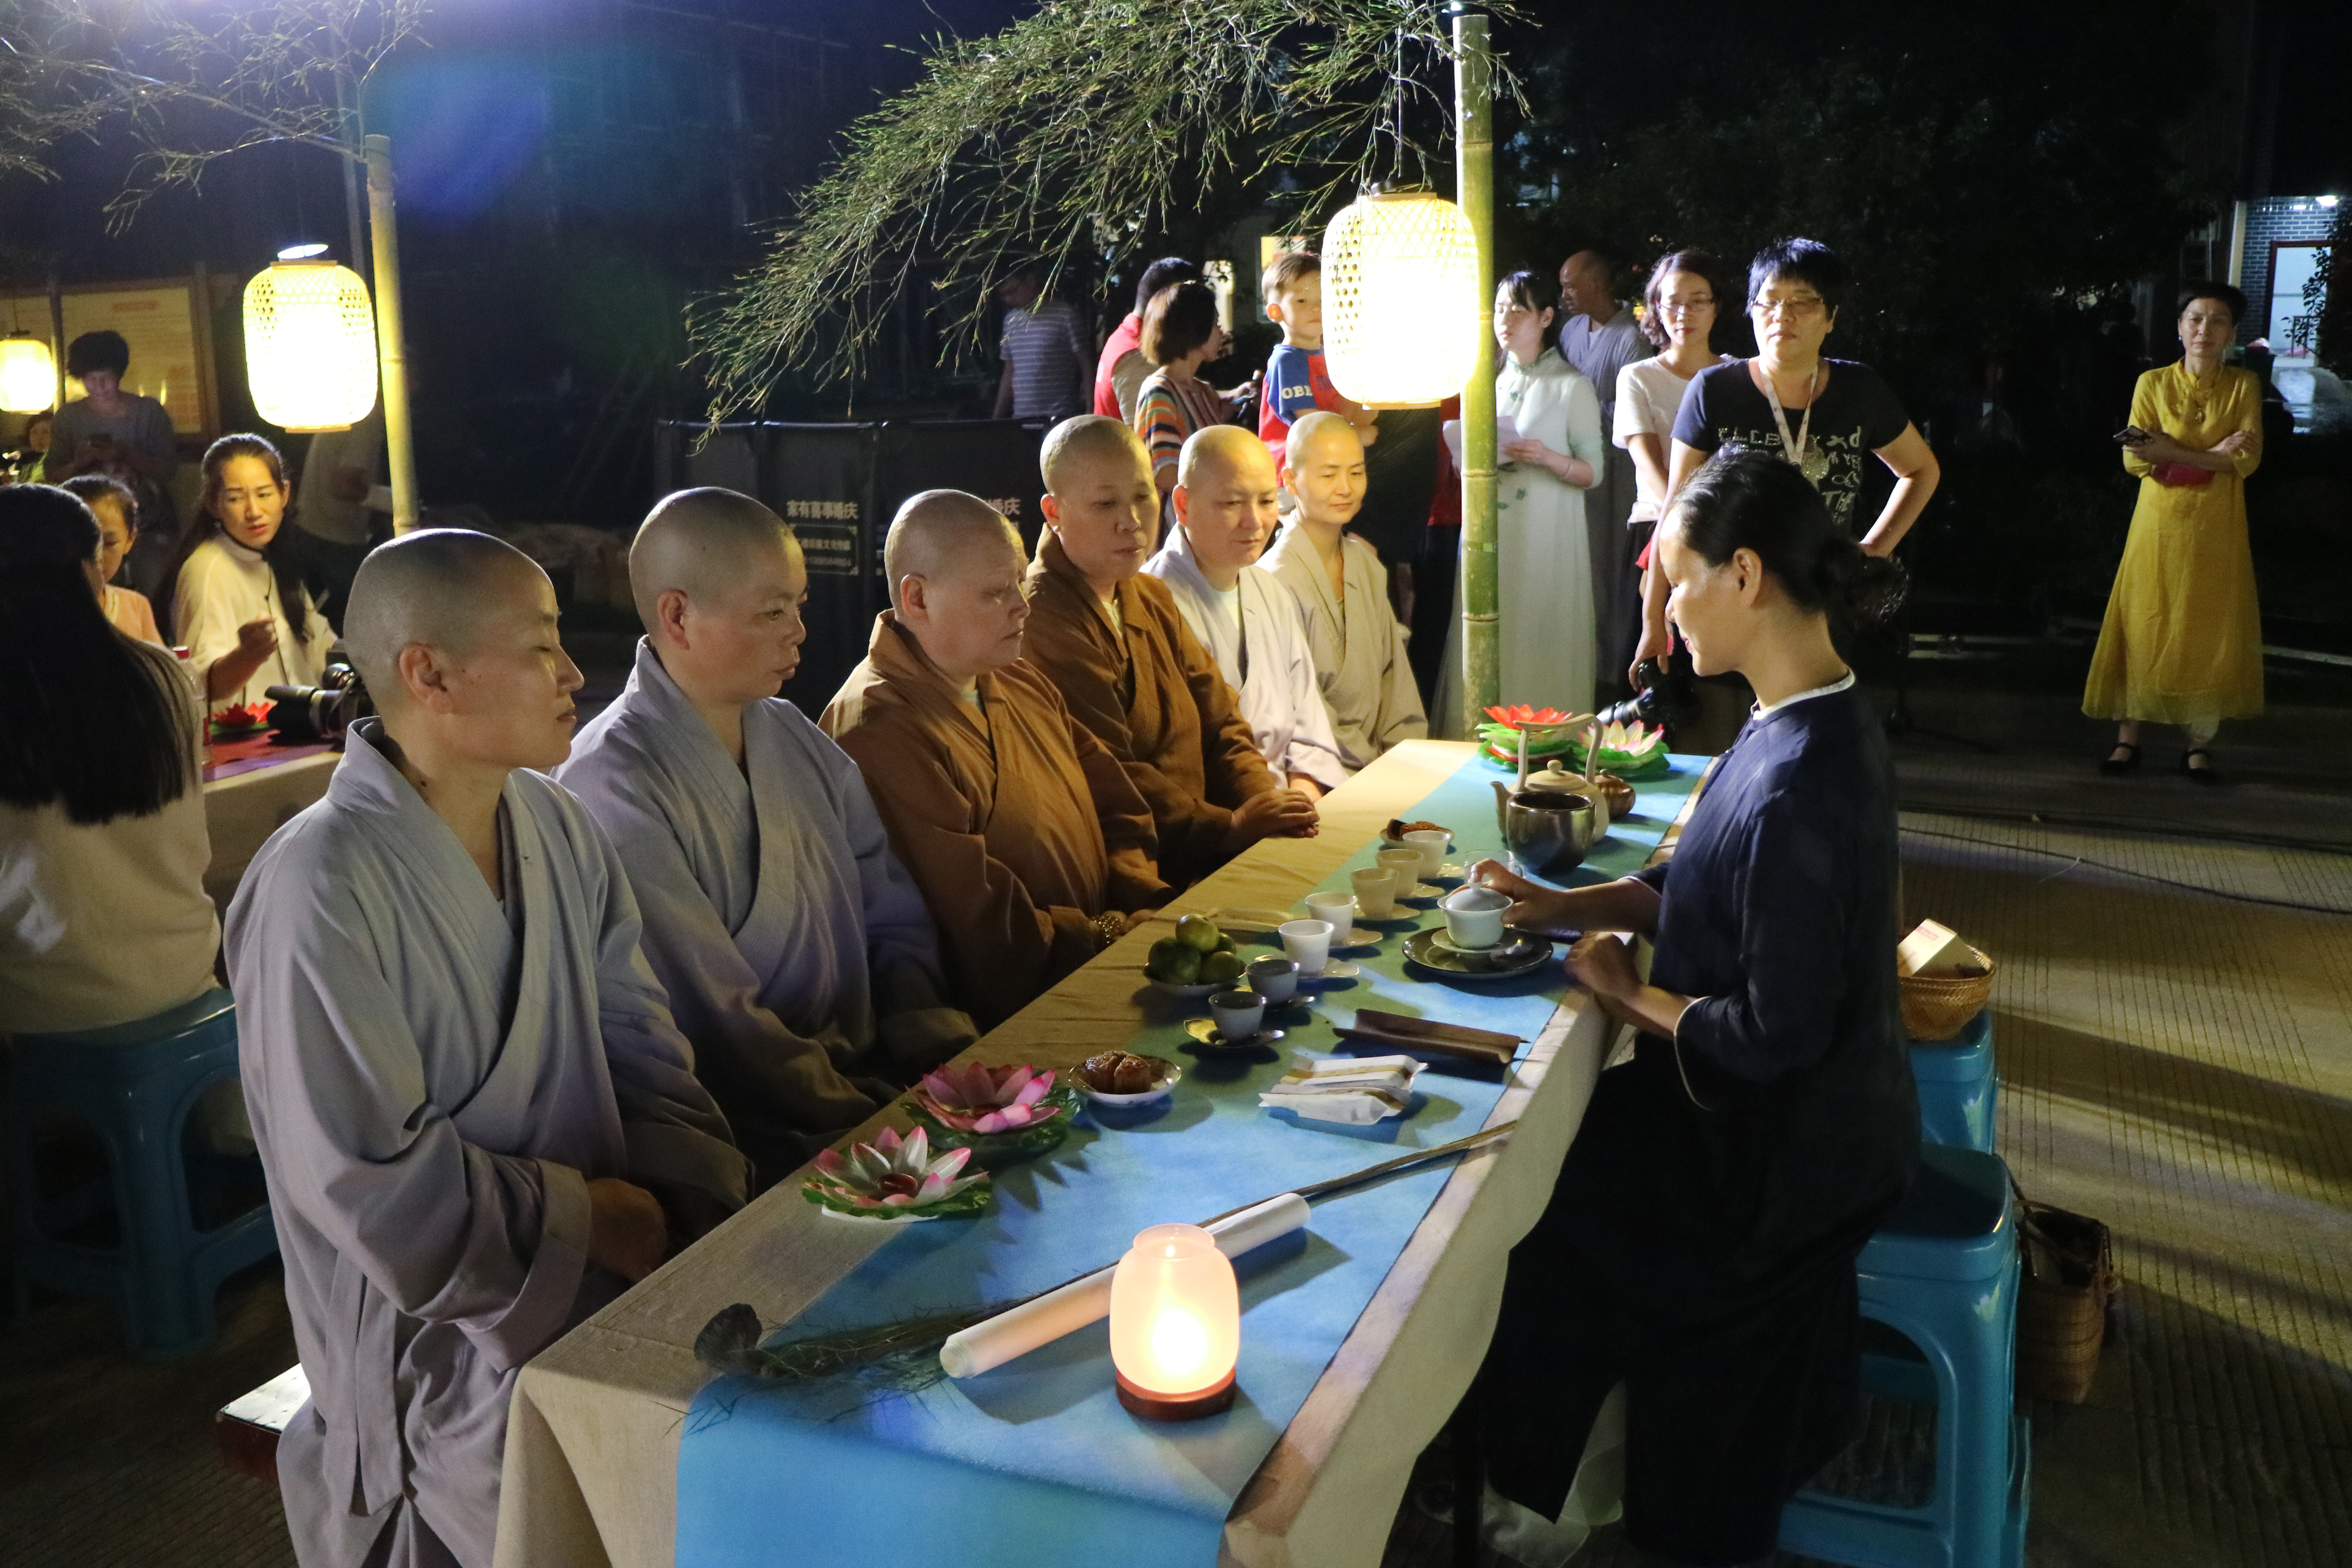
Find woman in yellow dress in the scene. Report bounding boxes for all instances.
[2086,283,2262,783]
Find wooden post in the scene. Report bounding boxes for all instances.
[365,134,419,534]
[1452,6,1498,730]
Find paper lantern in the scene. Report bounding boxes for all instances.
[1109,1223,1239,1420]
[243,257,378,432]
[1320,187,1481,409]
[0,334,54,414]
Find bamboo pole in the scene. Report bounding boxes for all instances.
[364,134,419,534]
[1452,6,1498,731]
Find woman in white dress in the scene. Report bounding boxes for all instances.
[1494,269,1605,715]
[1616,249,1730,687]
[1437,272,1607,727]
[163,434,337,715]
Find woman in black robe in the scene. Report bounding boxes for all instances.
[1469,446,1920,1566]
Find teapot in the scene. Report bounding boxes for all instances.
[1488,780,1605,879]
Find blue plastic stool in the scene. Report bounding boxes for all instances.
[1911,1010,1996,1153]
[1779,1142,2029,1568]
[7,989,278,1356]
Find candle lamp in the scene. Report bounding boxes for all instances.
[1108,1223,1239,1421]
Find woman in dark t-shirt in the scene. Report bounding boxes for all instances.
[1634,238,1940,676]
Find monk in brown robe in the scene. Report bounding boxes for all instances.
[822,490,1168,1030]
[1026,416,1318,889]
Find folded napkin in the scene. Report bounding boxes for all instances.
[1260,1053,1426,1125]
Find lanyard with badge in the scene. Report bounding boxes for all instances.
[1761,363,1830,486]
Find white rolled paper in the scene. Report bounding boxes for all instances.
[938,1192,1312,1379]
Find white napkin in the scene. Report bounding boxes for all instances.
[1259,1053,1425,1124]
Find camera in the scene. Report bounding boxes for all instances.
[1598,657,1699,731]
[266,662,372,743]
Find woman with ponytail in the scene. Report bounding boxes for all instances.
[163,433,338,714]
[0,485,220,1034]
[1466,446,1918,1568]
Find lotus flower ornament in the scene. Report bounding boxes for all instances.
[802,1126,991,1221]
[906,1062,1080,1157]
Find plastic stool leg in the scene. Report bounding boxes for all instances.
[104,1080,214,1357]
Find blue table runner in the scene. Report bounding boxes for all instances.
[676,754,1704,1568]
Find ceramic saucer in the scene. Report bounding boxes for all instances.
[1183,1018,1286,1052]
[1303,959,1363,981]
[1402,928,1551,980]
[1081,1064,1182,1108]
[1396,882,1443,902]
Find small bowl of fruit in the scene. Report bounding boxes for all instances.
[1144,913,1248,996]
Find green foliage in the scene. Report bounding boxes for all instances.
[2304,205,2349,375]
[690,0,1520,422]
[1,0,423,228]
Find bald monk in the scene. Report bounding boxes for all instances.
[822,490,1169,1029]
[558,489,975,1193]
[1260,411,1428,770]
[225,530,747,1568]
[1027,415,1318,888]
[1143,425,1346,798]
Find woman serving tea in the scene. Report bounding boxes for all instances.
[1466,446,1919,1567]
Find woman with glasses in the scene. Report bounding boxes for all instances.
[1619,250,1731,686]
[1663,238,1939,559]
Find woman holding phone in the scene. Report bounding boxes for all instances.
[2085,283,2262,782]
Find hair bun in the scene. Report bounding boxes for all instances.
[1816,537,1907,626]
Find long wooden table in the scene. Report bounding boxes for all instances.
[201,746,337,909]
[494,740,1702,1568]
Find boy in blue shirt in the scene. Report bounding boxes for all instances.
[1258,251,1380,463]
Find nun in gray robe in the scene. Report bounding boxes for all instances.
[558,641,975,1191]
[226,720,748,1568]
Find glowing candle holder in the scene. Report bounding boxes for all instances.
[1108,1222,1240,1421]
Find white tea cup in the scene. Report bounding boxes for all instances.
[1404,829,1450,877]
[1210,989,1267,1041]
[1305,891,1357,933]
[1350,868,1399,919]
[1376,847,1425,890]
[1279,918,1334,977]
[1439,884,1510,950]
[1247,956,1300,1004]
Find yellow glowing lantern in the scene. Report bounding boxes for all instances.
[0,334,56,414]
[1319,187,1481,409]
[242,250,379,432]
[1109,1223,1240,1420]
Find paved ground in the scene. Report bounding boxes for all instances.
[5,666,2347,1568]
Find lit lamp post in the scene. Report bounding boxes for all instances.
[243,247,379,432]
[1317,5,1495,731]
[0,334,56,415]
[1108,1223,1241,1420]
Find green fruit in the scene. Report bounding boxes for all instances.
[1200,950,1246,985]
[1148,940,1201,985]
[1175,914,1221,953]
[1215,933,1238,953]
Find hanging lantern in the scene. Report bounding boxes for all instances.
[1108,1223,1240,1421]
[1319,187,1481,409]
[242,252,378,433]
[0,334,55,414]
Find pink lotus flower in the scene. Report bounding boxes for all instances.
[806,1126,986,1211]
[910,1062,1067,1136]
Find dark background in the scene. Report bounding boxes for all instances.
[4,0,2347,645]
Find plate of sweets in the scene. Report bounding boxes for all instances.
[1077,1051,1181,1108]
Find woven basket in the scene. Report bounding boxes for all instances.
[2014,1190,2117,1404]
[1899,947,1997,1042]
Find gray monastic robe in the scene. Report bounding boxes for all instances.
[226,720,747,1568]
[1142,527,1348,792]
[1259,526,1430,771]
[557,641,974,1192]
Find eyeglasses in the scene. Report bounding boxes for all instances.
[1659,298,1715,315]
[1751,296,1826,319]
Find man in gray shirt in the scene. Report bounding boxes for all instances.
[1557,251,1650,700]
